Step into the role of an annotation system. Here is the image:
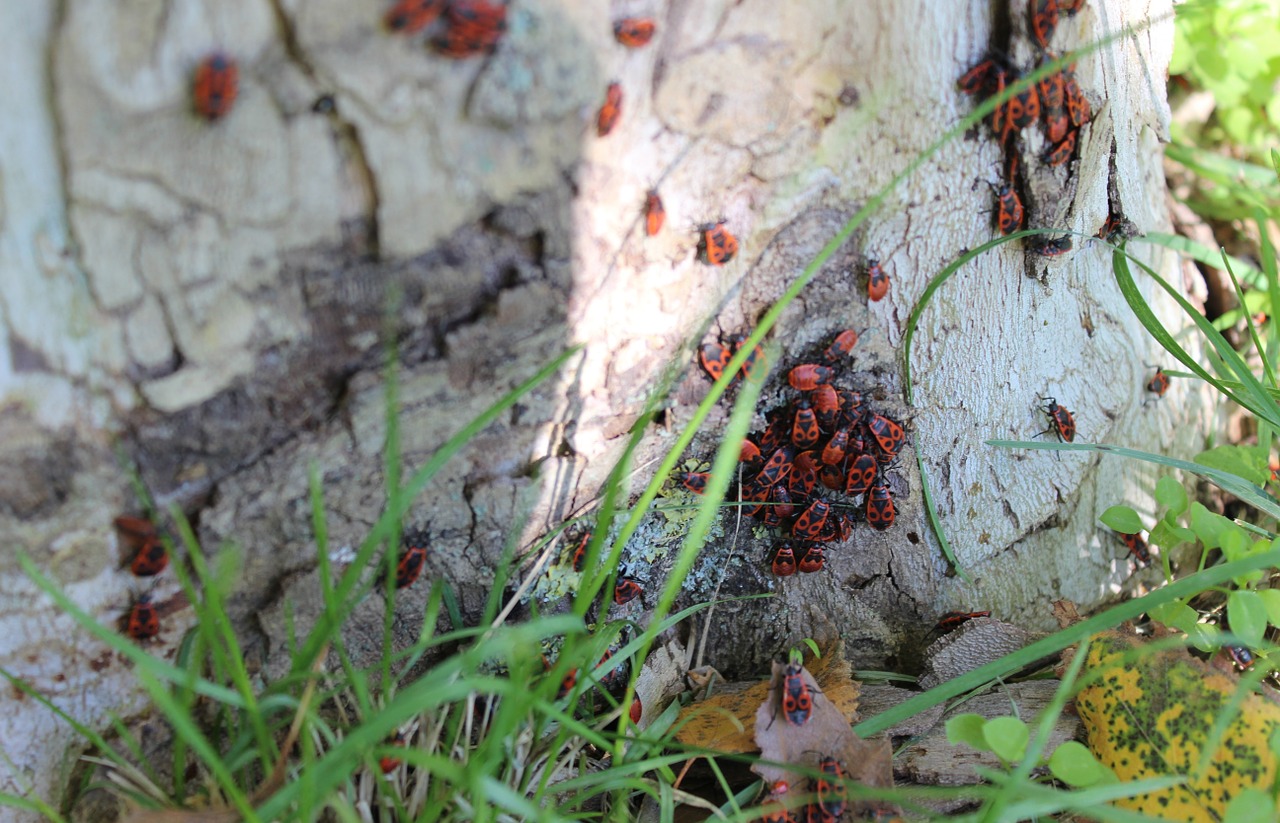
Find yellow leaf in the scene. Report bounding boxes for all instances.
[1075,630,1280,821]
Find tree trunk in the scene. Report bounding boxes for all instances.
[0,0,1190,815]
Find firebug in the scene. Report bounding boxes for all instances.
[1121,532,1151,566]
[797,544,825,573]
[772,543,798,577]
[772,484,796,519]
[936,610,991,633]
[1028,234,1073,256]
[130,537,169,578]
[788,364,834,391]
[837,389,864,427]
[678,471,709,495]
[1003,83,1041,141]
[192,53,239,121]
[845,453,878,496]
[697,220,738,266]
[1065,75,1090,126]
[994,183,1024,235]
[759,410,786,452]
[726,333,767,381]
[781,662,813,725]
[792,499,831,539]
[868,414,905,460]
[699,341,734,382]
[1039,396,1077,442]
[629,695,644,724]
[756,445,796,488]
[823,329,860,362]
[396,542,427,588]
[597,82,623,136]
[811,383,841,430]
[556,667,578,699]
[572,531,591,572]
[115,515,169,577]
[434,0,507,56]
[815,756,848,820]
[867,257,890,302]
[739,438,764,471]
[791,400,821,449]
[1145,367,1169,398]
[822,427,850,467]
[788,451,820,498]
[957,58,996,95]
[613,17,656,47]
[818,463,846,491]
[1031,0,1060,49]
[124,595,160,640]
[865,478,895,531]
[644,190,665,236]
[1043,129,1077,166]
[384,0,445,33]
[614,578,643,605]
[379,731,407,773]
[741,477,773,518]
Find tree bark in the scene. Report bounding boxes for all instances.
[0,0,1190,815]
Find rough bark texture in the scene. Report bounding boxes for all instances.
[0,0,1189,816]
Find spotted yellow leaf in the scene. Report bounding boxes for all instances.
[1075,630,1280,821]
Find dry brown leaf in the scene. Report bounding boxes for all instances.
[752,659,894,819]
[1051,598,1082,628]
[673,647,860,754]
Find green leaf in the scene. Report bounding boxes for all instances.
[1194,445,1269,486]
[982,716,1029,762]
[945,713,989,751]
[1187,620,1222,653]
[1047,740,1108,788]
[1227,590,1268,647]
[1257,588,1280,626]
[1196,45,1230,81]
[1149,601,1198,634]
[1149,519,1195,548]
[1155,475,1189,516]
[1100,505,1143,534]
[1221,528,1248,562]
[1189,503,1234,551]
[1225,789,1277,823]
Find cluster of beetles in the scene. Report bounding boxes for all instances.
[686,325,906,578]
[957,0,1092,255]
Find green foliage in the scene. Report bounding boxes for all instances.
[1172,1,1280,153]
[948,713,1111,784]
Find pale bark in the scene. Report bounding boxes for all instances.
[0,0,1191,816]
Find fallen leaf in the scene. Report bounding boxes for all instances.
[673,647,860,755]
[1076,629,1280,821]
[753,659,893,819]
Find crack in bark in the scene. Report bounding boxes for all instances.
[267,0,380,258]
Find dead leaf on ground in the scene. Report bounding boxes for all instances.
[673,646,860,755]
[752,658,894,819]
[1077,628,1280,821]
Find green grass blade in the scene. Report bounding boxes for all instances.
[1139,231,1265,288]
[1113,246,1280,426]
[289,345,581,678]
[917,451,969,582]
[903,230,1034,404]
[854,547,1280,737]
[18,556,246,706]
[987,439,1280,520]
